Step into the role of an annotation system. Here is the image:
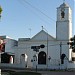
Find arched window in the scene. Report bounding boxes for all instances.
[61,11,65,18]
[38,51,46,64]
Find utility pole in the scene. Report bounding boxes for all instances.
[46,29,48,69]
[60,42,62,69]
[67,35,75,61]
[60,42,62,59]
[0,5,2,75]
[41,26,48,69]
[31,44,45,72]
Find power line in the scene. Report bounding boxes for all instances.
[17,0,55,25]
[19,0,56,22]
[17,0,68,35]
[16,0,70,36]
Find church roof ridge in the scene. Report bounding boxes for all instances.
[31,30,56,40]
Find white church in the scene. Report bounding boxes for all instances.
[0,2,75,69]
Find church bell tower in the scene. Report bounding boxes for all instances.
[56,2,72,41]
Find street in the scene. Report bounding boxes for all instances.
[2,71,75,75]
[1,68,75,75]
[39,71,75,75]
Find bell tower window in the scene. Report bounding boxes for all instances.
[61,11,65,18]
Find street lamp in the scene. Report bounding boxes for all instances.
[0,5,2,75]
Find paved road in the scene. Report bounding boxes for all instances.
[1,68,75,75]
[38,71,75,75]
[2,72,9,75]
[2,71,75,75]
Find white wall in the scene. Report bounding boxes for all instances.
[5,38,18,53]
[17,39,70,69]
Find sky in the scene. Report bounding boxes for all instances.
[0,0,75,40]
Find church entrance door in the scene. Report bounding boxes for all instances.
[38,51,46,64]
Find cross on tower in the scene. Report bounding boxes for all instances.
[41,26,44,30]
[63,0,65,3]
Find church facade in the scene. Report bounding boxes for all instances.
[0,2,75,69]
